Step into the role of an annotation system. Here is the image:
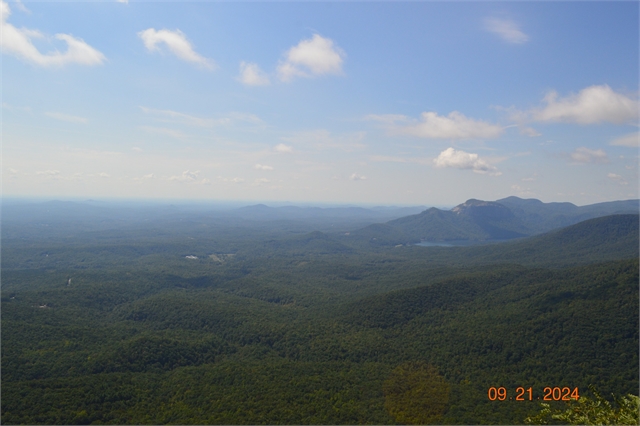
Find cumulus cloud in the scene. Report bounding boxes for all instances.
[569,147,609,164]
[254,164,273,171]
[97,172,110,178]
[0,0,105,67]
[484,17,529,44]
[138,28,214,70]
[277,34,345,82]
[274,143,293,153]
[528,85,638,125]
[349,173,366,181]
[370,111,503,140]
[610,132,639,148]
[45,111,87,123]
[238,61,270,86]
[433,147,501,175]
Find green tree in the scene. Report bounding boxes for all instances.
[383,361,450,425]
[525,385,640,425]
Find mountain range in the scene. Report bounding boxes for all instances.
[347,196,639,245]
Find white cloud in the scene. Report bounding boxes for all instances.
[254,164,274,171]
[116,0,128,3]
[371,111,503,140]
[530,85,638,124]
[569,147,609,164]
[274,143,293,153]
[484,17,529,44]
[349,173,366,181]
[45,111,87,123]
[253,178,270,186]
[168,170,200,182]
[138,28,214,70]
[433,147,501,175]
[11,0,28,13]
[139,106,223,127]
[520,126,541,137]
[610,132,639,148]
[132,147,143,152]
[2,102,31,112]
[607,173,628,185]
[97,172,110,178]
[238,61,270,86]
[36,169,61,176]
[277,34,345,82]
[0,0,105,67]
[221,177,244,183]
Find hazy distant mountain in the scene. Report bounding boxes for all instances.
[495,196,639,233]
[384,199,530,242]
[349,196,639,244]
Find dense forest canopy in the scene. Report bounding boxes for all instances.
[2,198,638,424]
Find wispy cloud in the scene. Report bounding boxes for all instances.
[282,129,366,151]
[0,0,105,67]
[484,17,529,44]
[45,111,88,123]
[12,0,29,13]
[610,132,639,148]
[36,169,61,179]
[569,147,609,164]
[349,173,366,181]
[138,28,215,70]
[140,125,188,139]
[607,173,628,185]
[168,170,210,184]
[369,112,503,140]
[277,34,346,82]
[140,106,224,127]
[433,147,501,176]
[238,61,270,86]
[252,178,270,186]
[2,102,31,112]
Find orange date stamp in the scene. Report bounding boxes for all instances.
[488,386,579,401]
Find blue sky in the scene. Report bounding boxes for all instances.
[2,1,638,206]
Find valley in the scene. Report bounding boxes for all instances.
[1,197,638,424]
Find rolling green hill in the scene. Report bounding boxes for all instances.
[2,203,638,425]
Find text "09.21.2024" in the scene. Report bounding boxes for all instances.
[488,387,580,401]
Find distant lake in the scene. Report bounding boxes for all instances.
[415,239,514,247]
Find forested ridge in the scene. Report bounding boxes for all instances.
[1,207,638,424]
